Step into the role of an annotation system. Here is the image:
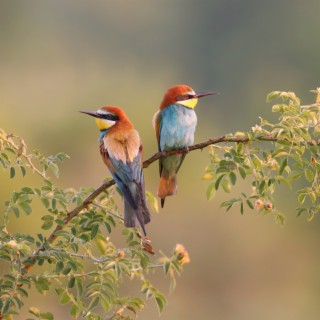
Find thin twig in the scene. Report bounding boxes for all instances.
[24,133,320,270]
[91,202,124,221]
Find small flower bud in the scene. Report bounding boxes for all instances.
[264,202,273,211]
[255,199,264,209]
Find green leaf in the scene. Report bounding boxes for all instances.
[146,191,159,213]
[274,212,285,226]
[41,220,53,230]
[238,167,246,179]
[2,299,11,315]
[155,295,166,314]
[11,206,20,218]
[56,261,64,273]
[70,304,79,317]
[90,224,99,239]
[215,174,226,190]
[229,172,237,185]
[10,166,15,178]
[240,201,244,215]
[279,158,288,175]
[75,278,83,297]
[40,312,54,320]
[206,183,216,200]
[20,166,26,177]
[68,276,75,289]
[266,91,281,102]
[60,291,71,305]
[246,199,254,209]
[19,202,32,215]
[48,162,59,178]
[89,296,100,310]
[21,187,34,194]
[63,267,72,275]
[29,307,41,316]
[221,179,231,193]
[305,169,314,182]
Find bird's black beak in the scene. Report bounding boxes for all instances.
[195,92,219,99]
[79,110,101,118]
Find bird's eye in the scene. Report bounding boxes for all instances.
[102,114,119,121]
[176,94,194,101]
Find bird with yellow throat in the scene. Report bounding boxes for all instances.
[81,106,151,236]
[153,84,216,207]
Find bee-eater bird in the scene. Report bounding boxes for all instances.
[153,84,216,207]
[80,106,151,236]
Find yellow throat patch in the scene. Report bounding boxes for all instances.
[95,118,115,130]
[178,98,198,109]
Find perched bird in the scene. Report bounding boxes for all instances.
[80,106,151,236]
[153,84,216,207]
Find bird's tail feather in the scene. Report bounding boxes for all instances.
[157,173,177,207]
[124,197,151,236]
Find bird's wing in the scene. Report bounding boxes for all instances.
[152,110,163,176]
[99,140,142,209]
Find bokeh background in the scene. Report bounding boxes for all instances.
[1,1,320,319]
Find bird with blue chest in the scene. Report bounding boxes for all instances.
[153,84,216,207]
[80,106,151,236]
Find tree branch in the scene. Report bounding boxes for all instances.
[25,133,318,270]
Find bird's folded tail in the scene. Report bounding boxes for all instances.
[124,198,151,236]
[157,173,177,208]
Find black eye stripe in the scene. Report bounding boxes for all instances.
[101,114,119,121]
[176,94,195,101]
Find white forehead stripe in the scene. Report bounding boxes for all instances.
[97,109,109,115]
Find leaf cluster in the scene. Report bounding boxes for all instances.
[0,130,188,319]
[203,89,320,223]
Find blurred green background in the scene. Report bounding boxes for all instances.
[1,1,320,319]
